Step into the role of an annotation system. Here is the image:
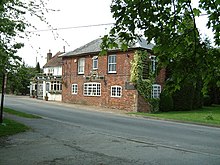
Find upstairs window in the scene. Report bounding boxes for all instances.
[108,55,116,73]
[142,57,150,79]
[151,56,156,73]
[78,58,85,74]
[92,56,98,70]
[142,55,157,79]
[151,84,161,98]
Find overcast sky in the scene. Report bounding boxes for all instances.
[17,0,214,67]
[18,0,114,67]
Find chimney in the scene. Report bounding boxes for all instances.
[63,46,65,53]
[47,50,52,62]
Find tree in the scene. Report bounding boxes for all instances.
[0,0,50,123]
[5,63,36,95]
[0,0,50,71]
[35,62,41,73]
[101,0,220,93]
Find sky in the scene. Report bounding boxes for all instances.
[17,0,214,67]
[18,0,114,67]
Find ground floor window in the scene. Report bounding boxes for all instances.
[84,83,101,96]
[50,81,62,92]
[151,84,161,98]
[72,84,78,94]
[111,86,122,97]
[46,83,50,92]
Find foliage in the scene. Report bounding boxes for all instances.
[35,62,41,73]
[149,98,160,113]
[0,0,49,73]
[130,50,158,112]
[130,51,153,98]
[0,0,50,96]
[173,82,195,111]
[192,78,203,109]
[1,63,37,95]
[101,0,220,95]
[203,95,212,106]
[159,91,174,112]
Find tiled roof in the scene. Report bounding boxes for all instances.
[60,37,154,57]
[43,51,63,68]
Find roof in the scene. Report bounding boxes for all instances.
[43,51,63,68]
[60,37,154,57]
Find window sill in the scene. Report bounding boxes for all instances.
[108,72,117,74]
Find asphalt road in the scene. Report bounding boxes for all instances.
[1,95,220,165]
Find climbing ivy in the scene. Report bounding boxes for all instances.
[130,51,159,112]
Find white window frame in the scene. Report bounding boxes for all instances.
[150,55,156,73]
[108,55,116,73]
[151,84,161,98]
[50,81,62,92]
[78,58,85,74]
[84,82,101,96]
[111,86,122,97]
[46,82,50,92]
[92,56,98,70]
[72,84,78,95]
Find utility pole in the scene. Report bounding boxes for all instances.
[0,72,6,124]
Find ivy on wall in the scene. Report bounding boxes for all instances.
[130,50,159,112]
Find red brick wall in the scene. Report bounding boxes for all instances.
[62,50,166,112]
[156,68,166,88]
[62,51,139,112]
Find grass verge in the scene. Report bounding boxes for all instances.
[4,107,41,119]
[0,118,30,137]
[0,107,41,137]
[129,105,220,126]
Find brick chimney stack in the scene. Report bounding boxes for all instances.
[63,46,65,53]
[47,50,52,62]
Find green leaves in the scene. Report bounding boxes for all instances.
[103,0,220,96]
[0,0,49,72]
[193,8,201,16]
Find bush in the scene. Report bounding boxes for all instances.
[193,80,203,109]
[203,95,212,106]
[159,91,174,112]
[173,82,195,111]
[149,98,160,113]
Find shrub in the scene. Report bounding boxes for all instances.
[203,95,212,106]
[173,82,195,111]
[149,98,160,113]
[159,91,174,112]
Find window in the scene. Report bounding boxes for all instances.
[142,57,149,79]
[108,55,116,73]
[48,68,54,74]
[151,56,156,73]
[78,58,85,74]
[72,84,78,94]
[84,83,101,96]
[92,56,98,70]
[46,83,50,92]
[50,81,62,92]
[151,84,161,98]
[111,86,122,97]
[142,55,157,79]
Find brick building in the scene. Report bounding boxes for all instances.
[60,38,165,112]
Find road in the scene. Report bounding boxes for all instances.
[1,95,220,165]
